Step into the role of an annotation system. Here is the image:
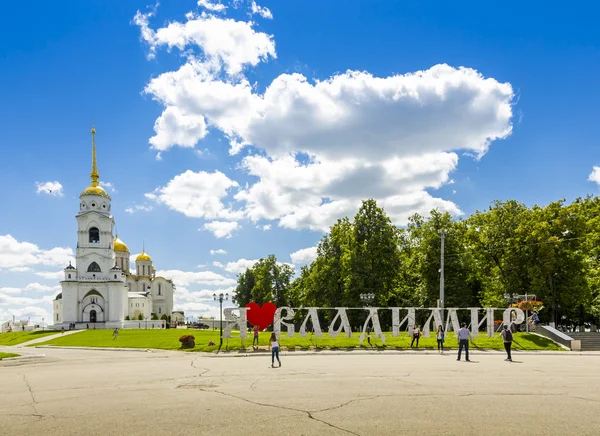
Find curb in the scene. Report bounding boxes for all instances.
[1,354,46,361]
[35,346,157,353]
[202,350,599,358]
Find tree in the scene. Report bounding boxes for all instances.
[232,255,294,307]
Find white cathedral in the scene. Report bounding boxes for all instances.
[53,127,180,329]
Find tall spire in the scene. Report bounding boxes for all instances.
[90,126,99,187]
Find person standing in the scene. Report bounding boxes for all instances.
[253,325,260,349]
[436,325,445,354]
[410,324,421,348]
[500,324,513,361]
[457,323,472,361]
[113,328,119,340]
[268,332,281,368]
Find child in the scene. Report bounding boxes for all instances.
[253,325,259,349]
[268,332,281,368]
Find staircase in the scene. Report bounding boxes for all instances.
[568,333,600,351]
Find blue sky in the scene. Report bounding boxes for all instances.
[1,0,599,323]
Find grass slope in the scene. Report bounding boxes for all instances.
[34,329,562,352]
[0,330,59,346]
[0,352,20,360]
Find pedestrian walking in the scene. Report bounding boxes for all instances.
[268,332,281,368]
[500,324,513,361]
[436,325,445,353]
[410,324,421,348]
[253,325,259,349]
[61,326,65,335]
[457,323,472,361]
[113,328,119,340]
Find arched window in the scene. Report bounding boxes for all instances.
[89,227,100,243]
[68,274,71,279]
[158,284,162,296]
[87,262,101,272]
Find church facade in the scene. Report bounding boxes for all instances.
[53,128,178,328]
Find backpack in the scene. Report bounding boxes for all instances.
[504,329,513,342]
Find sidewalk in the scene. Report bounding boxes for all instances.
[15,329,82,348]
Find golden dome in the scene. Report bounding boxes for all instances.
[113,235,130,253]
[81,185,110,198]
[136,250,152,262]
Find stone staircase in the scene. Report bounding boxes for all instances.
[568,332,600,351]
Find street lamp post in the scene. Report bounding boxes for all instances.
[42,318,44,331]
[213,292,229,349]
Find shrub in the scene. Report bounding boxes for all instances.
[179,335,195,342]
[151,314,159,320]
[125,316,130,320]
[160,314,168,320]
[138,314,144,321]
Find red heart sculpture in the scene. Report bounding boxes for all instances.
[245,302,277,331]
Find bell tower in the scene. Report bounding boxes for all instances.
[75,127,115,278]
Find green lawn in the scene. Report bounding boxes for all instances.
[33,328,563,352]
[0,352,20,360]
[0,330,59,346]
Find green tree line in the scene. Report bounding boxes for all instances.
[233,197,600,327]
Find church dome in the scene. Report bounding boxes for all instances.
[136,250,152,262]
[114,235,130,253]
[81,185,110,199]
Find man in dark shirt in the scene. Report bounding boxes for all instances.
[501,324,513,362]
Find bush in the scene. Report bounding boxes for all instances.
[138,314,144,321]
[125,316,130,320]
[151,314,159,320]
[179,335,195,343]
[160,314,168,320]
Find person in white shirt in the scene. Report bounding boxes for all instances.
[456,323,472,361]
[436,325,445,354]
[269,332,281,368]
[410,324,421,348]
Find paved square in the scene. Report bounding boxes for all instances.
[1,348,599,435]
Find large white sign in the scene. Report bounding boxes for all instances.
[222,307,524,340]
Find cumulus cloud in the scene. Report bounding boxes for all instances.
[149,106,208,153]
[589,166,600,185]
[0,235,74,270]
[198,0,227,12]
[155,269,237,287]
[34,271,65,281]
[203,220,240,238]
[133,8,275,75]
[125,204,154,214]
[250,1,273,19]
[290,246,318,265]
[36,181,63,197]
[146,170,241,220]
[136,4,514,232]
[210,249,227,255]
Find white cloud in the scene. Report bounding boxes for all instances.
[155,269,237,287]
[212,261,224,268]
[290,246,318,265]
[257,224,271,231]
[146,170,241,220]
[589,166,600,185]
[0,287,22,295]
[134,8,276,75]
[22,283,61,293]
[149,106,208,153]
[137,6,514,233]
[36,181,63,197]
[0,235,74,270]
[125,204,154,214]
[203,220,240,238]
[34,271,64,281]
[250,1,273,19]
[100,181,117,192]
[0,306,51,323]
[219,258,258,274]
[210,249,227,255]
[198,0,227,12]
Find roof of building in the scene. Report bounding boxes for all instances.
[114,234,130,253]
[55,293,62,300]
[136,250,152,262]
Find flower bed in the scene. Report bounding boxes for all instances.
[179,334,195,349]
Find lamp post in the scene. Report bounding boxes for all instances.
[360,293,375,344]
[213,292,229,349]
[42,318,44,331]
